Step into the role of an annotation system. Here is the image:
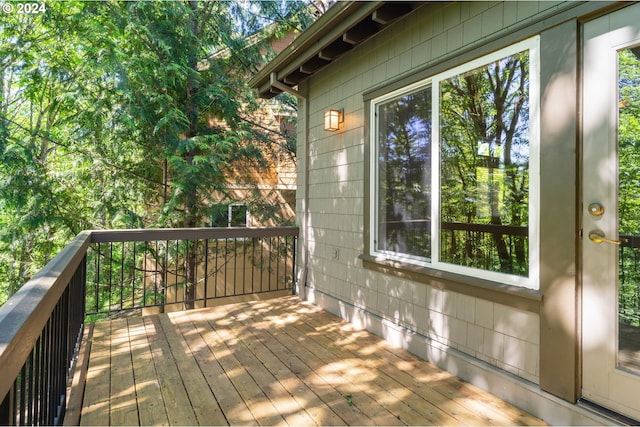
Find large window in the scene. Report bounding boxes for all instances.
[371,37,539,289]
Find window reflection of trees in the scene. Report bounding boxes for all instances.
[440,51,530,276]
[377,88,432,259]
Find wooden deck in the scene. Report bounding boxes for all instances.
[72,296,547,426]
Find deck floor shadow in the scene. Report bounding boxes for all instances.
[74,296,547,426]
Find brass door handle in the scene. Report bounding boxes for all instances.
[588,230,623,245]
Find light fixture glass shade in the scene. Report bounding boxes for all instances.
[324,109,342,131]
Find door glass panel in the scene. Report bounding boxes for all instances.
[618,46,640,372]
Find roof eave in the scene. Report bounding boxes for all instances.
[250,1,419,99]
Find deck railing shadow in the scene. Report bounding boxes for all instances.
[0,226,298,426]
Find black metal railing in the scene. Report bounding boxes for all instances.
[0,227,298,425]
[0,233,89,426]
[86,227,298,318]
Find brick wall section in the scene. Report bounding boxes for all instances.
[297,1,567,384]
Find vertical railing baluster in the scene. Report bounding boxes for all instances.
[151,241,157,307]
[260,236,265,292]
[42,319,50,425]
[33,337,41,426]
[268,236,273,291]
[204,239,209,307]
[292,235,297,294]
[251,237,256,294]
[164,240,169,306]
[194,240,199,307]
[26,351,34,426]
[120,241,125,310]
[233,237,238,296]
[58,286,70,425]
[52,299,61,425]
[224,238,229,297]
[108,243,114,314]
[276,236,282,291]
[184,239,189,308]
[146,241,151,308]
[174,239,179,306]
[95,243,101,315]
[132,242,137,310]
[18,362,26,425]
[52,300,60,425]
[56,293,64,424]
[13,378,18,426]
[50,303,58,425]
[242,236,247,294]
[215,238,219,298]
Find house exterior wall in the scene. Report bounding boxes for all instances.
[207,99,296,228]
[295,0,618,404]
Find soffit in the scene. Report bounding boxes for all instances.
[249,1,422,99]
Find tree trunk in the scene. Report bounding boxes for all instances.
[183,0,201,311]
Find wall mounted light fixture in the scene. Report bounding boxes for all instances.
[324,108,343,132]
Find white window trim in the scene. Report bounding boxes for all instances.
[370,36,540,290]
[228,203,250,227]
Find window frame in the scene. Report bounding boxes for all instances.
[228,203,249,227]
[373,80,434,264]
[211,203,250,228]
[369,36,540,290]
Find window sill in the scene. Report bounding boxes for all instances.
[359,253,543,313]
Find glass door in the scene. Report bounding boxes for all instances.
[582,4,640,421]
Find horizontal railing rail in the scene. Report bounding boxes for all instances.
[0,226,298,426]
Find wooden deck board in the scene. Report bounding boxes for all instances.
[272,305,457,426]
[109,319,139,426]
[240,313,375,426]
[128,317,170,426]
[187,307,287,426]
[287,302,512,425]
[171,311,254,425]
[229,309,350,426]
[77,296,548,426]
[144,315,200,426]
[158,313,229,426]
[244,302,412,426]
[80,321,111,426]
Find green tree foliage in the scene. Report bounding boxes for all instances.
[0,3,93,302]
[0,1,318,305]
[618,48,640,327]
